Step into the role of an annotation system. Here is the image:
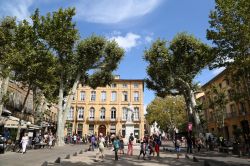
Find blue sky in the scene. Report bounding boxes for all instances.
[0,0,224,112]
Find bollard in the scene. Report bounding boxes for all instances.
[55,157,61,163]
[41,161,48,166]
[193,156,199,162]
[65,154,70,159]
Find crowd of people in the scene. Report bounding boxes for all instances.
[89,132,162,162]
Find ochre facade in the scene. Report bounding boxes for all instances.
[202,69,250,139]
[65,77,144,139]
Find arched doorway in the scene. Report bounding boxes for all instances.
[98,125,106,136]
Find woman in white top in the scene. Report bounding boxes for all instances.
[21,133,29,154]
[48,133,54,148]
[96,133,105,162]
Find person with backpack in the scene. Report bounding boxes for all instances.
[113,136,120,161]
[127,133,134,156]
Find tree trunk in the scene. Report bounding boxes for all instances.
[16,86,31,142]
[56,72,81,146]
[56,78,65,146]
[189,89,200,126]
[0,76,9,116]
[62,72,81,123]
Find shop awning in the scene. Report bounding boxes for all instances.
[4,116,27,129]
[29,124,42,130]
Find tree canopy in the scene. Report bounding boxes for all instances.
[207,0,250,68]
[146,96,186,132]
[144,32,212,126]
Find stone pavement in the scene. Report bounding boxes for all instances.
[0,144,88,166]
[186,150,250,166]
[59,147,202,166]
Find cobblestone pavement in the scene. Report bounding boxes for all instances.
[0,143,202,166]
[60,147,203,166]
[0,144,88,166]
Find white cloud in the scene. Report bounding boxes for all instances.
[75,0,162,24]
[109,32,141,51]
[145,36,153,43]
[212,67,225,75]
[0,0,33,21]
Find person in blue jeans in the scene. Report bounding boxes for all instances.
[91,135,96,151]
[113,136,120,161]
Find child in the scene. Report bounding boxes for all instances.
[138,139,146,159]
[113,136,120,161]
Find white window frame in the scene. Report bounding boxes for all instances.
[80,91,85,101]
[134,91,139,101]
[122,91,128,101]
[68,107,74,120]
[78,107,84,120]
[101,91,106,102]
[100,107,105,120]
[111,107,116,120]
[134,83,139,88]
[111,91,117,102]
[90,91,96,101]
[89,107,95,120]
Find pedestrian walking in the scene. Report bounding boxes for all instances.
[113,136,120,161]
[175,138,181,159]
[91,135,96,151]
[127,133,134,156]
[119,137,124,155]
[155,135,161,157]
[95,133,105,162]
[21,133,29,154]
[186,135,193,154]
[73,134,77,144]
[138,139,146,160]
[48,133,54,149]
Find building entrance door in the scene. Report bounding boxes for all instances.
[98,125,106,136]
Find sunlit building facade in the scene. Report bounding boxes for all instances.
[65,76,145,139]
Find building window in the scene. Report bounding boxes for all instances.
[122,107,127,120]
[80,91,85,101]
[111,107,116,120]
[77,124,83,136]
[134,91,139,101]
[89,124,94,135]
[111,91,117,101]
[91,91,96,101]
[123,83,127,88]
[122,91,128,101]
[78,107,84,120]
[110,124,116,134]
[111,83,117,88]
[89,107,95,120]
[68,107,74,120]
[134,107,139,120]
[100,107,105,120]
[101,91,106,102]
[134,83,139,88]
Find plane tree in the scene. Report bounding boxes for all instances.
[144,33,213,128]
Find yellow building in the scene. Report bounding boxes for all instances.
[202,68,250,139]
[65,76,145,139]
